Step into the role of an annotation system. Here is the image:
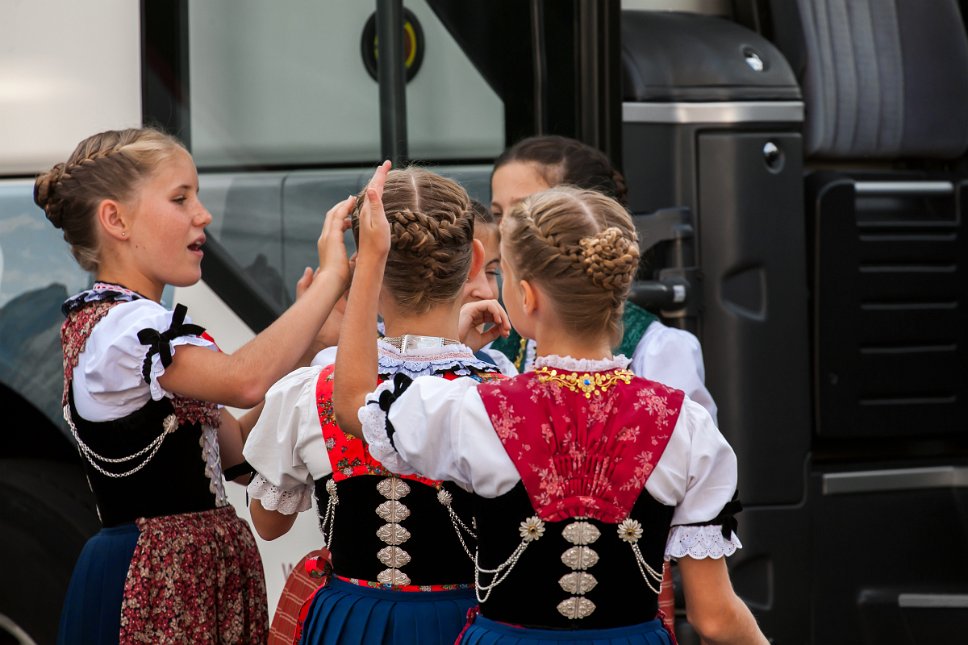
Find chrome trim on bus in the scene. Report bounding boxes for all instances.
[622,101,803,124]
[854,181,954,196]
[898,594,968,609]
[822,466,968,495]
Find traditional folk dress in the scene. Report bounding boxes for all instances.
[243,338,504,645]
[360,354,742,644]
[57,282,267,645]
[489,303,717,632]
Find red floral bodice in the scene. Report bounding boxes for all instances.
[477,369,685,522]
[315,364,447,486]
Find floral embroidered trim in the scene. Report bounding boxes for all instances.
[334,575,473,593]
[534,367,634,398]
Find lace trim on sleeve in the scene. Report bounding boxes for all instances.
[665,524,742,560]
[359,377,418,475]
[247,473,312,514]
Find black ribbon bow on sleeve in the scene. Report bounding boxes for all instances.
[137,303,207,384]
[371,372,413,451]
[716,493,743,540]
[682,489,743,540]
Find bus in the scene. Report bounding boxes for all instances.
[2,1,966,643]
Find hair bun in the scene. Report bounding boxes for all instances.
[579,226,640,292]
[34,163,67,228]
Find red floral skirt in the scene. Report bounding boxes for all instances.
[119,506,268,644]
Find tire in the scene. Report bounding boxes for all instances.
[0,460,99,645]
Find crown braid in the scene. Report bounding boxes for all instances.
[34,128,185,272]
[502,186,640,343]
[353,168,474,313]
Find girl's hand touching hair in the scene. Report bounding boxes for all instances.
[317,195,356,290]
[356,160,392,266]
[459,299,511,351]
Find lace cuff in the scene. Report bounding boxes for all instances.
[665,524,742,560]
[360,378,418,475]
[247,474,312,514]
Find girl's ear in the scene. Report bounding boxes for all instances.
[97,198,128,241]
[468,238,485,281]
[520,278,538,315]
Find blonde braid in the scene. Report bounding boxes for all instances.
[502,186,640,343]
[352,167,474,314]
[34,128,185,272]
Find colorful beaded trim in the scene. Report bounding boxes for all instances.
[334,575,473,593]
[534,367,634,398]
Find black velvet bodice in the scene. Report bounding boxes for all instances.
[472,481,674,629]
[314,474,474,586]
[68,390,217,527]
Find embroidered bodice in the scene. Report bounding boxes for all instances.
[61,284,226,525]
[360,353,742,627]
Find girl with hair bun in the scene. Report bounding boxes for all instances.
[38,127,355,644]
[489,134,718,424]
[334,185,767,644]
[242,165,510,645]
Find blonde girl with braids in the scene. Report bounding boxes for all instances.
[242,165,509,645]
[37,127,355,644]
[335,186,767,645]
[489,135,716,634]
[489,134,718,425]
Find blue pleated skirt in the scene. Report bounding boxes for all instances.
[460,615,672,645]
[57,523,140,645]
[298,577,477,645]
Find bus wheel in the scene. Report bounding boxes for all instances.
[0,459,99,645]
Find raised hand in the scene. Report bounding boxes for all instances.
[317,195,356,289]
[333,160,391,437]
[356,160,392,265]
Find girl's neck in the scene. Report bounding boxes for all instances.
[381,300,462,342]
[532,320,612,361]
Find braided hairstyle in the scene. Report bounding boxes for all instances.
[34,128,186,272]
[501,186,640,344]
[493,134,628,206]
[352,168,475,314]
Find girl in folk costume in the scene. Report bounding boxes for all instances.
[334,185,768,644]
[487,135,718,630]
[488,134,717,423]
[38,127,352,644]
[242,165,509,645]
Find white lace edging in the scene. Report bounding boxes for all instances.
[359,382,418,475]
[247,474,312,514]
[200,424,228,507]
[665,524,742,560]
[376,340,494,378]
[532,353,632,372]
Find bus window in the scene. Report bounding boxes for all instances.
[188,0,504,168]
